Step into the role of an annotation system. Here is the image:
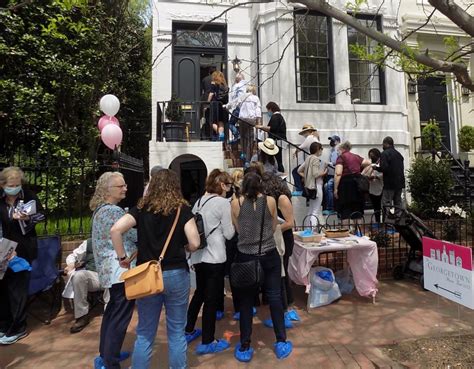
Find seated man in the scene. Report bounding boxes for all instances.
[63,238,101,333]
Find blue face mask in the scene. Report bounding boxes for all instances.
[4,186,22,196]
[267,111,273,118]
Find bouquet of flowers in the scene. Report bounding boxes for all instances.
[437,204,467,241]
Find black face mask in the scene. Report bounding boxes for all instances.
[330,140,336,147]
[225,186,235,199]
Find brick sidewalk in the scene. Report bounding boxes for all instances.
[1,280,473,369]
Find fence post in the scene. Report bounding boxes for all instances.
[464,159,471,210]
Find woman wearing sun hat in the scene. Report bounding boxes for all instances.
[253,138,280,175]
[291,124,320,196]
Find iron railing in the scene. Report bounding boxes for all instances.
[1,150,144,237]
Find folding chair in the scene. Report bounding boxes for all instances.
[28,236,64,325]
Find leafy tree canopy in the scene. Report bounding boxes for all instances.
[0,0,151,163]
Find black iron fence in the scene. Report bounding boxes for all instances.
[294,215,473,279]
[1,151,144,238]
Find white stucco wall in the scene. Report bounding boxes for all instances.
[150,0,418,171]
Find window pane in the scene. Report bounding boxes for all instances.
[175,30,223,48]
[295,13,332,102]
[347,17,383,103]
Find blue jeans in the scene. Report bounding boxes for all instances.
[132,268,190,369]
[324,176,335,211]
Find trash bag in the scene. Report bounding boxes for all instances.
[308,267,341,308]
[335,268,354,295]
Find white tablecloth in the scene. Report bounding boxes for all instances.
[288,236,379,298]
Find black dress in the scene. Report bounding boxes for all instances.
[209,83,225,124]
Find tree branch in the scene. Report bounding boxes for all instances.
[427,0,474,37]
[291,0,474,91]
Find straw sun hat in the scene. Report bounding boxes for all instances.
[258,138,279,156]
[298,124,317,136]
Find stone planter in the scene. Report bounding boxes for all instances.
[458,150,474,165]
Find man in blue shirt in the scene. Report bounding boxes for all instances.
[323,135,340,215]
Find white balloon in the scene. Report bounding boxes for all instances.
[99,94,120,116]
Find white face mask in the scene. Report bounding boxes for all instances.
[4,186,22,196]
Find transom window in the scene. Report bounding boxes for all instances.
[175,30,224,48]
[347,16,385,104]
[294,12,334,103]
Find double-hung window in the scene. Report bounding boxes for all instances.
[347,16,385,104]
[294,12,334,103]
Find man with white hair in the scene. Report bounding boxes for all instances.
[226,73,247,143]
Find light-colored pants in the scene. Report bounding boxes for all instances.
[306,183,323,227]
[71,269,101,319]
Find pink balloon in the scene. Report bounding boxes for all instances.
[98,115,119,132]
[101,124,123,150]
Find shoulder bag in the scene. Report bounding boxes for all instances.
[229,196,266,289]
[120,207,181,300]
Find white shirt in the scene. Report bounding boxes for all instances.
[238,93,262,121]
[297,135,319,164]
[227,80,247,111]
[190,195,235,265]
[65,240,87,265]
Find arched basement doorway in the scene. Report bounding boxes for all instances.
[169,154,207,205]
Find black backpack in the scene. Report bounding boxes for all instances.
[194,195,220,249]
[217,86,229,104]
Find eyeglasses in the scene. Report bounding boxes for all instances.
[111,184,127,189]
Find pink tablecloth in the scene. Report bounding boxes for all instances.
[288,237,379,298]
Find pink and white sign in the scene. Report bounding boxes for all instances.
[423,237,473,310]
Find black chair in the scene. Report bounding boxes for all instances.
[28,236,63,325]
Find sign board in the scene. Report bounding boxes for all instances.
[423,237,473,310]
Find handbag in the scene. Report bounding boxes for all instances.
[229,196,266,289]
[354,174,370,193]
[120,207,181,300]
[302,187,317,200]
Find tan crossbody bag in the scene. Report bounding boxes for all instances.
[120,207,181,300]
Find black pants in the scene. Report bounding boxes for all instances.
[275,144,285,173]
[220,235,240,313]
[235,249,286,346]
[0,269,30,336]
[369,194,382,223]
[186,262,225,344]
[99,283,135,369]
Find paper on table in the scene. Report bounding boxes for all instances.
[0,238,18,280]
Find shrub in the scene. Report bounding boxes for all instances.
[458,125,474,152]
[421,120,442,150]
[407,157,453,217]
[165,94,184,122]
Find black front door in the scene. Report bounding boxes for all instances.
[418,77,451,150]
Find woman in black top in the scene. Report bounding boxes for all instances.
[256,102,287,172]
[0,166,43,345]
[230,173,292,362]
[208,71,228,141]
[111,169,200,369]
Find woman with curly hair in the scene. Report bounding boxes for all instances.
[90,172,137,369]
[111,169,200,369]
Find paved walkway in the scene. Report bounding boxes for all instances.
[1,280,473,369]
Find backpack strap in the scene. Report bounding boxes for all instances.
[197,195,218,211]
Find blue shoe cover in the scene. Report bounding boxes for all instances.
[118,351,130,361]
[263,318,293,328]
[285,310,301,321]
[216,310,224,321]
[234,343,254,362]
[252,307,257,316]
[94,357,105,369]
[185,328,202,344]
[196,339,230,355]
[274,341,293,359]
[233,312,240,320]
